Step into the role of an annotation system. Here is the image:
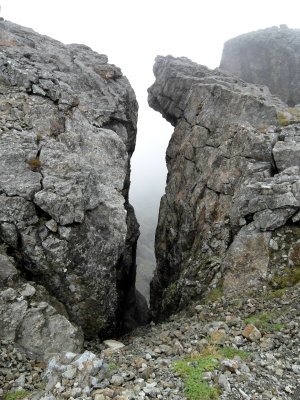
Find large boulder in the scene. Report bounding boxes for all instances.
[0,251,83,361]
[219,25,300,106]
[148,55,300,320]
[0,20,144,339]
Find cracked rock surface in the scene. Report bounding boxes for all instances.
[148,55,300,321]
[0,20,145,345]
[0,250,83,361]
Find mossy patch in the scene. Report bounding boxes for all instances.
[204,287,223,303]
[27,157,41,171]
[263,288,286,300]
[244,312,285,332]
[174,354,219,400]
[271,266,300,289]
[278,112,290,126]
[109,363,118,371]
[277,108,300,127]
[4,390,30,400]
[165,282,178,300]
[219,347,249,361]
[173,346,250,399]
[256,125,268,134]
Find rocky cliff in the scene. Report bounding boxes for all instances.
[148,55,300,321]
[0,19,146,354]
[220,25,300,106]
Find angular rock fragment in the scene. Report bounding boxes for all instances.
[242,324,262,342]
[0,252,83,361]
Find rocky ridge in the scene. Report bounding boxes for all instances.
[220,25,300,106]
[1,282,299,399]
[0,19,146,355]
[148,55,300,321]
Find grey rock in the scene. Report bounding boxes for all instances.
[20,283,36,297]
[0,252,18,283]
[220,25,300,106]
[292,364,300,374]
[273,126,300,172]
[0,252,83,361]
[45,351,106,393]
[148,55,300,320]
[13,373,26,388]
[218,374,231,392]
[17,302,83,361]
[0,287,27,339]
[0,20,146,339]
[110,374,124,385]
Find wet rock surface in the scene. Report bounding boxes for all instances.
[148,55,300,321]
[220,25,300,106]
[1,283,299,399]
[0,19,144,342]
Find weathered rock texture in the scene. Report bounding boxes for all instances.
[0,249,83,361]
[220,25,300,106]
[0,20,145,341]
[148,55,300,320]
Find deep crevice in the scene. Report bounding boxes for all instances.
[245,213,254,224]
[270,151,279,176]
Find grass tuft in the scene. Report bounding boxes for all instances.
[109,363,118,371]
[271,266,300,289]
[5,390,29,400]
[219,347,249,361]
[244,312,285,332]
[263,288,286,300]
[173,346,250,399]
[27,157,41,170]
[204,287,223,303]
[174,355,219,400]
[277,112,290,126]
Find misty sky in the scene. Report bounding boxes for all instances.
[1,0,300,232]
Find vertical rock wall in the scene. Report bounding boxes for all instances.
[0,20,143,340]
[148,56,300,321]
[220,25,300,106]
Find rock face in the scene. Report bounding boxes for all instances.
[0,20,145,341]
[0,250,83,361]
[148,55,300,321]
[219,25,300,106]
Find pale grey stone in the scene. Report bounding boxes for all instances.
[17,303,83,361]
[0,288,28,340]
[0,253,18,281]
[62,368,77,380]
[20,283,36,298]
[273,141,300,172]
[218,374,231,392]
[103,340,125,350]
[45,219,58,232]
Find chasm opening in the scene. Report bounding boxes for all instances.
[130,106,172,303]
